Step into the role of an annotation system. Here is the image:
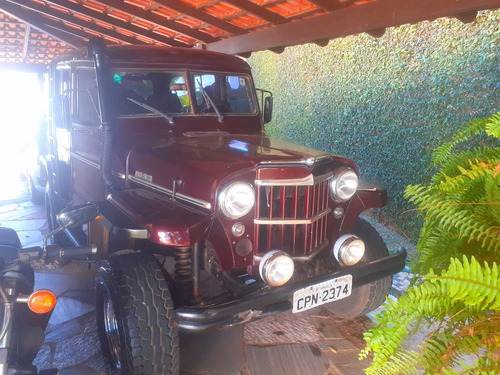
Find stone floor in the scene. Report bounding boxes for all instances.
[0,173,414,375]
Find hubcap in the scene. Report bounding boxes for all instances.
[103,293,122,368]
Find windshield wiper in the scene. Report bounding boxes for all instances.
[196,79,223,123]
[126,97,174,125]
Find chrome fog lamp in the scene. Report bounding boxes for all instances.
[219,182,255,219]
[259,251,295,287]
[332,235,365,266]
[330,168,358,202]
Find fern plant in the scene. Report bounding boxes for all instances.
[361,112,500,374]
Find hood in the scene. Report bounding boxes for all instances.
[126,133,352,208]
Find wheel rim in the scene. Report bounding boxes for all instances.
[103,292,122,369]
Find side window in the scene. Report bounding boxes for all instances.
[74,69,100,126]
[226,75,253,113]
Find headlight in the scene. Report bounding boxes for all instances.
[219,181,255,219]
[330,168,358,202]
[332,235,365,266]
[259,250,295,287]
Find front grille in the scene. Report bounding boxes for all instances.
[254,175,331,256]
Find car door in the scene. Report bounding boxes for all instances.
[69,64,105,205]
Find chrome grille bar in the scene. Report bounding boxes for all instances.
[255,174,332,255]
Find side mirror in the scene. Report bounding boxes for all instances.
[57,204,99,229]
[263,96,273,124]
[44,204,99,252]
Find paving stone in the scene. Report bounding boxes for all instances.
[315,339,358,352]
[0,218,45,231]
[53,329,101,369]
[48,296,95,325]
[246,343,329,375]
[33,343,54,371]
[45,319,84,342]
[335,361,372,375]
[180,326,244,375]
[245,311,323,345]
[80,353,108,374]
[311,317,344,340]
[323,348,365,366]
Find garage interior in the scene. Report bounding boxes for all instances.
[0,0,499,374]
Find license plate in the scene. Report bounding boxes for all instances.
[292,275,353,313]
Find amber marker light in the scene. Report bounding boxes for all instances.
[28,290,57,314]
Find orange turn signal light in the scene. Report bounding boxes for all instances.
[28,290,57,314]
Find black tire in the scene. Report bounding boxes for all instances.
[45,189,57,234]
[95,252,180,375]
[324,218,392,318]
[44,188,71,246]
[27,176,44,204]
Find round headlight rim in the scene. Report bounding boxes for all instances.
[330,167,359,203]
[259,250,295,287]
[332,234,365,266]
[218,180,256,220]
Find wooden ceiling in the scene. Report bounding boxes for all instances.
[0,0,499,70]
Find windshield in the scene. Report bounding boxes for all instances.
[192,73,256,115]
[109,70,256,118]
[109,70,190,117]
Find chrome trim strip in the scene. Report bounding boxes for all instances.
[71,152,99,169]
[256,175,314,186]
[70,152,125,180]
[258,155,330,166]
[253,241,331,263]
[128,175,212,210]
[254,208,330,225]
[256,171,333,186]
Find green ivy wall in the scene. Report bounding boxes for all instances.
[248,10,500,238]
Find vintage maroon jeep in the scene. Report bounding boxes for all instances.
[42,40,406,374]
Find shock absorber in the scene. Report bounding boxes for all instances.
[174,246,192,304]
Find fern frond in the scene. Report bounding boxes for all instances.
[363,258,500,374]
[429,257,500,310]
[432,117,488,165]
[364,350,420,375]
[485,112,500,138]
[365,113,500,375]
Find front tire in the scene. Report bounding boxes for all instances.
[27,176,44,204]
[324,218,392,318]
[95,252,179,375]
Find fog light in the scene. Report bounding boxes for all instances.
[259,251,294,287]
[232,223,245,237]
[333,207,344,219]
[332,235,365,266]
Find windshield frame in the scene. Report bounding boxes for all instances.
[189,71,258,117]
[110,67,259,119]
[109,68,192,119]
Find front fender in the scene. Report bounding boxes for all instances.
[104,189,213,247]
[340,182,387,233]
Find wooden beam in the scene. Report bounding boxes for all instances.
[151,0,246,35]
[8,0,145,45]
[456,10,478,23]
[307,0,347,11]
[43,0,184,47]
[0,0,84,47]
[96,0,218,43]
[206,0,500,55]
[224,0,288,24]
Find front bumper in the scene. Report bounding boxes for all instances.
[176,248,407,332]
